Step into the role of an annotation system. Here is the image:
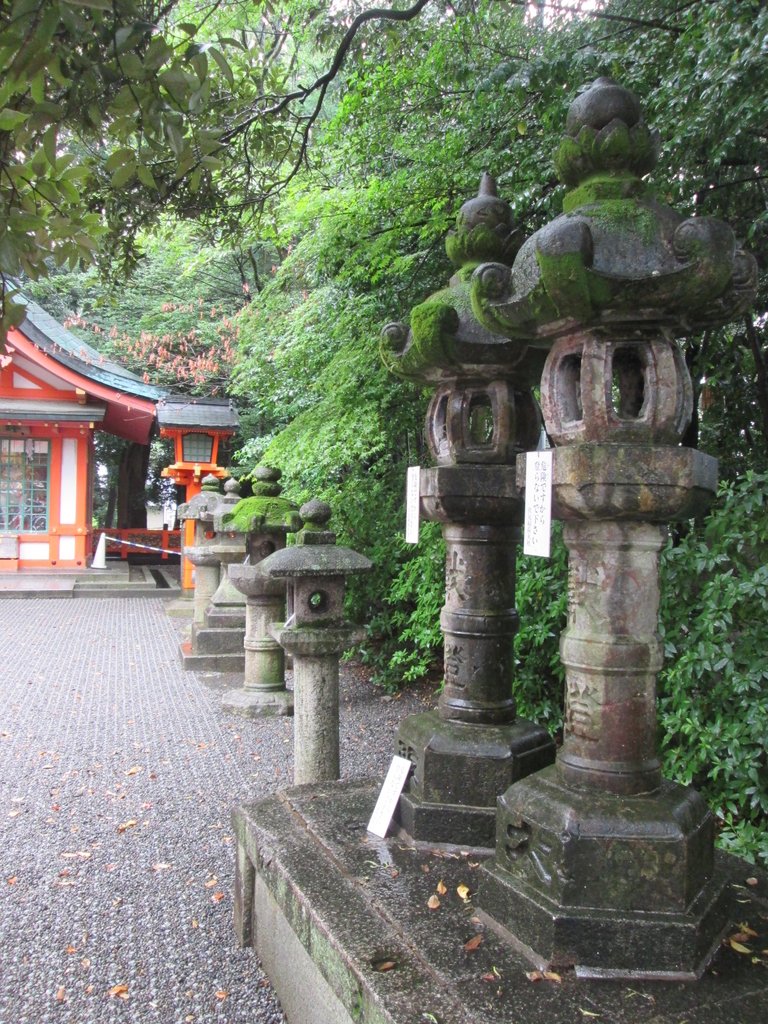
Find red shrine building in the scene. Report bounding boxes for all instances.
[0,293,237,573]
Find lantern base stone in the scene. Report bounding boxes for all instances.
[479,765,731,979]
[221,686,294,718]
[394,710,555,847]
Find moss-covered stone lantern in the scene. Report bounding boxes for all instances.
[224,466,302,718]
[177,475,247,672]
[380,174,555,846]
[472,77,757,979]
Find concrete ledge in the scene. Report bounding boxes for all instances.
[233,781,768,1024]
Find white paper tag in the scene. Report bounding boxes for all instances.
[367,755,413,838]
[523,449,553,558]
[405,466,421,544]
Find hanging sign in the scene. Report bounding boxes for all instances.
[523,450,553,558]
[405,466,421,544]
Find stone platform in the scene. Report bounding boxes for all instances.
[233,780,768,1024]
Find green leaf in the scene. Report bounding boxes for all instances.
[209,47,234,87]
[111,162,137,187]
[136,164,157,189]
[42,125,57,166]
[0,107,29,130]
[105,147,137,173]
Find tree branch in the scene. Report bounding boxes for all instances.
[221,0,434,145]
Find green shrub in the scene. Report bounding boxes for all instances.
[658,471,768,868]
[514,523,568,729]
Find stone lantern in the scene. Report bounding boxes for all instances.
[380,174,555,846]
[224,466,302,718]
[178,475,247,672]
[255,500,372,785]
[471,77,757,978]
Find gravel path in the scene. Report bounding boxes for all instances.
[0,598,430,1024]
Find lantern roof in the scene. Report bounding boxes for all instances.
[156,396,239,432]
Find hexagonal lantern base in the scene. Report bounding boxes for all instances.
[394,711,554,848]
[479,766,732,978]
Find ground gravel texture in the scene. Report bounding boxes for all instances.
[0,597,431,1024]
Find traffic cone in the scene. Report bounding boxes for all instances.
[92,532,107,569]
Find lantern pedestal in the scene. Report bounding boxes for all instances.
[395,464,555,847]
[479,767,731,979]
[225,567,293,718]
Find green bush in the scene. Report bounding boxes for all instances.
[514,523,568,729]
[658,471,768,868]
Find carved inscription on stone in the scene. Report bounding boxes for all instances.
[565,679,600,741]
[444,643,466,688]
[445,549,470,603]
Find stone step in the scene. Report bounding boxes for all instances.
[190,626,245,654]
[180,640,244,673]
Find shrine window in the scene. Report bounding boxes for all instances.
[181,432,214,463]
[0,438,49,533]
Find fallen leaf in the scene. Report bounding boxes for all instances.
[65,945,77,954]
[55,986,66,1003]
[457,883,471,902]
[481,972,497,982]
[745,877,758,886]
[372,960,397,972]
[436,879,447,896]
[732,928,758,942]
[191,918,199,929]
[84,984,94,994]
[525,970,562,983]
[8,810,20,818]
[125,766,142,776]
[729,939,752,953]
[427,894,441,910]
[463,934,483,952]
[579,1011,601,1018]
[204,877,218,888]
[152,863,172,872]
[215,990,228,1000]
[108,983,129,999]
[117,820,137,833]
[7,876,17,885]
[211,891,225,903]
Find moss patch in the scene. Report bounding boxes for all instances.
[223,495,298,532]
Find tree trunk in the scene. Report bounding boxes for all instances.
[117,442,150,528]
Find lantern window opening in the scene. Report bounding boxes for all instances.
[559,352,584,424]
[181,432,215,463]
[308,590,329,613]
[611,345,647,421]
[467,393,496,447]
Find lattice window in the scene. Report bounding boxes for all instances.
[0,438,49,533]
